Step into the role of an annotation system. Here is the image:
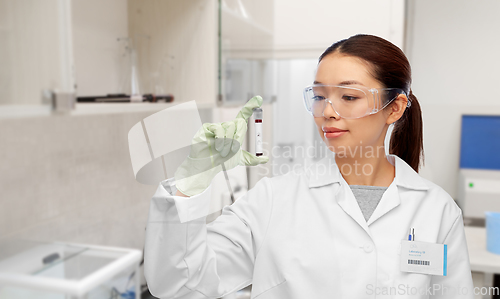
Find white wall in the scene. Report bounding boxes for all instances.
[273,0,405,59]
[406,0,500,199]
[0,112,155,247]
[272,59,318,176]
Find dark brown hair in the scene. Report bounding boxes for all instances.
[318,34,424,173]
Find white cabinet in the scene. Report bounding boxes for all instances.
[128,0,219,106]
[129,0,275,107]
[1,0,275,115]
[0,0,75,106]
[273,0,405,58]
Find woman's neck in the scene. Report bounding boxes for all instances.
[335,151,395,187]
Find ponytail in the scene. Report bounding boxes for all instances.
[389,90,424,173]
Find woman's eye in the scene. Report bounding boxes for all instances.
[312,95,325,101]
[342,95,359,101]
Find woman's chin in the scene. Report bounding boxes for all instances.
[323,142,338,153]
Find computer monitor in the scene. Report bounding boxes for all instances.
[458,115,500,220]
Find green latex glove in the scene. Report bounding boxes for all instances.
[174,96,269,197]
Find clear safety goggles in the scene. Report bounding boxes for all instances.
[303,84,410,119]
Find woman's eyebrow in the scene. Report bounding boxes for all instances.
[339,80,362,86]
[313,80,363,85]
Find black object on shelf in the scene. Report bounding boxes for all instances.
[42,252,60,264]
[77,94,174,103]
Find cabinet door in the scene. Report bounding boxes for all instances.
[129,0,218,106]
[0,0,75,107]
[219,0,276,106]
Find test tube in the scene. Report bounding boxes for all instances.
[253,107,263,156]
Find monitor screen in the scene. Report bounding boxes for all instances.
[460,115,500,170]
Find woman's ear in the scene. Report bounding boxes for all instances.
[386,94,408,125]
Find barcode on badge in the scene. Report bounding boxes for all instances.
[408,259,430,266]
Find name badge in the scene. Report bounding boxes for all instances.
[400,240,447,276]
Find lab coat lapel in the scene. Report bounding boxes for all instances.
[366,182,400,226]
[366,154,429,226]
[336,177,372,235]
[307,153,371,236]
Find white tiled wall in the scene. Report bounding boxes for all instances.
[0,111,159,250]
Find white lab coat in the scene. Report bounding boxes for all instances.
[144,153,474,299]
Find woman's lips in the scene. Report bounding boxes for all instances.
[323,127,348,138]
[324,131,348,138]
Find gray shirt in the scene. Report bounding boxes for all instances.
[349,185,388,222]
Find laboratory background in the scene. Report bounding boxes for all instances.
[1,0,500,298]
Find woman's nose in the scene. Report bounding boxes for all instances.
[323,100,340,119]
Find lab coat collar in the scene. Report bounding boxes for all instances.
[307,152,429,191]
[307,152,429,231]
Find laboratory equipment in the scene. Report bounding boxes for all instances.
[486,212,500,255]
[253,107,263,156]
[457,115,500,219]
[0,239,142,299]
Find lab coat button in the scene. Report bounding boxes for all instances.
[364,244,373,253]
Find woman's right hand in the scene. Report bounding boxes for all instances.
[174,96,269,197]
